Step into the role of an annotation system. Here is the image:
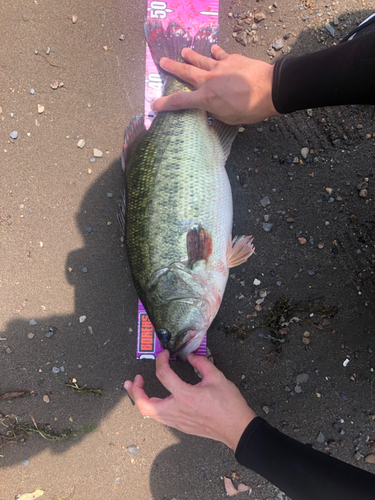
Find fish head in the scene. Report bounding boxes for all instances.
[147,263,220,360]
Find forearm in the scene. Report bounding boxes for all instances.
[235,417,375,500]
[272,32,375,113]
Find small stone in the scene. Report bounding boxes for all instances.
[45,46,51,55]
[325,24,335,37]
[45,329,54,338]
[52,367,60,374]
[93,148,103,158]
[296,373,309,384]
[87,168,93,174]
[23,459,30,466]
[255,304,262,312]
[253,279,261,286]
[114,477,120,484]
[10,130,18,139]
[72,14,78,23]
[366,133,372,140]
[85,226,92,233]
[77,139,85,148]
[298,237,307,245]
[260,196,271,207]
[333,17,339,26]
[359,189,368,198]
[254,12,266,22]
[37,104,45,113]
[50,80,59,90]
[306,109,313,117]
[107,192,113,198]
[262,405,270,414]
[294,385,302,394]
[238,126,245,133]
[29,319,37,326]
[325,187,333,195]
[43,395,50,403]
[259,288,267,298]
[364,454,375,464]
[79,315,87,323]
[301,147,309,159]
[262,222,273,232]
[340,392,348,401]
[59,82,64,88]
[302,337,311,345]
[316,432,325,443]
[82,266,88,272]
[126,445,139,455]
[318,242,324,249]
[272,38,284,51]
[29,87,35,95]
[28,332,35,339]
[119,34,125,41]
[89,157,96,163]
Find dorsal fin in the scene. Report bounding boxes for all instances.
[121,114,146,172]
[210,120,239,163]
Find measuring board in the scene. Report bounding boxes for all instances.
[136,0,219,359]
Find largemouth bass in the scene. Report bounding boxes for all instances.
[119,22,254,359]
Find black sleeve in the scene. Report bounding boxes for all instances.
[235,417,375,500]
[272,32,375,113]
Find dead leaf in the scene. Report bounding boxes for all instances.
[0,391,26,401]
[224,476,252,496]
[237,483,252,493]
[224,476,239,496]
[18,489,45,500]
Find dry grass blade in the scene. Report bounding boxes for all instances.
[0,391,28,401]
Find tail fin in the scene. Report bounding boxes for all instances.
[145,21,218,68]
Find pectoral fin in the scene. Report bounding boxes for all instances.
[227,235,255,268]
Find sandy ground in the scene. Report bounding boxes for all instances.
[1,0,375,499]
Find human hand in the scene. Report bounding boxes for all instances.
[151,45,278,125]
[124,350,256,451]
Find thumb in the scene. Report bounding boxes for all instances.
[187,353,220,379]
[151,90,201,113]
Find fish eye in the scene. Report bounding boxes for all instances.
[157,329,171,344]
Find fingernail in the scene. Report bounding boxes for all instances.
[124,381,130,390]
[159,57,166,68]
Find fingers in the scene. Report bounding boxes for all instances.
[211,45,229,61]
[151,90,201,112]
[156,350,187,394]
[180,48,217,71]
[187,353,221,379]
[159,57,207,87]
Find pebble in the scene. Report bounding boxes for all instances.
[359,189,368,198]
[308,269,316,276]
[29,87,35,95]
[238,126,245,133]
[45,329,54,338]
[325,24,335,37]
[309,238,314,245]
[50,80,59,90]
[51,367,60,374]
[77,139,85,148]
[365,454,375,464]
[126,445,139,455]
[340,392,348,401]
[107,192,113,198]
[298,237,307,245]
[301,147,309,159]
[316,432,325,443]
[37,104,45,113]
[119,34,125,41]
[294,385,302,394]
[93,148,103,158]
[306,109,313,117]
[284,386,291,392]
[29,319,37,326]
[296,373,309,384]
[85,226,92,233]
[89,157,96,163]
[253,278,261,286]
[262,406,270,414]
[10,130,18,139]
[260,196,271,207]
[28,332,35,339]
[45,46,51,55]
[272,38,284,51]
[79,315,87,323]
[72,14,78,23]
[302,337,311,345]
[318,242,324,249]
[23,459,30,466]
[82,266,88,273]
[333,17,339,26]
[43,395,50,403]
[262,222,273,232]
[254,12,266,22]
[114,477,120,484]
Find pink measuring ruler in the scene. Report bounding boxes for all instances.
[136,0,219,359]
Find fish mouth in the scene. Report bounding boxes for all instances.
[167,328,207,361]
